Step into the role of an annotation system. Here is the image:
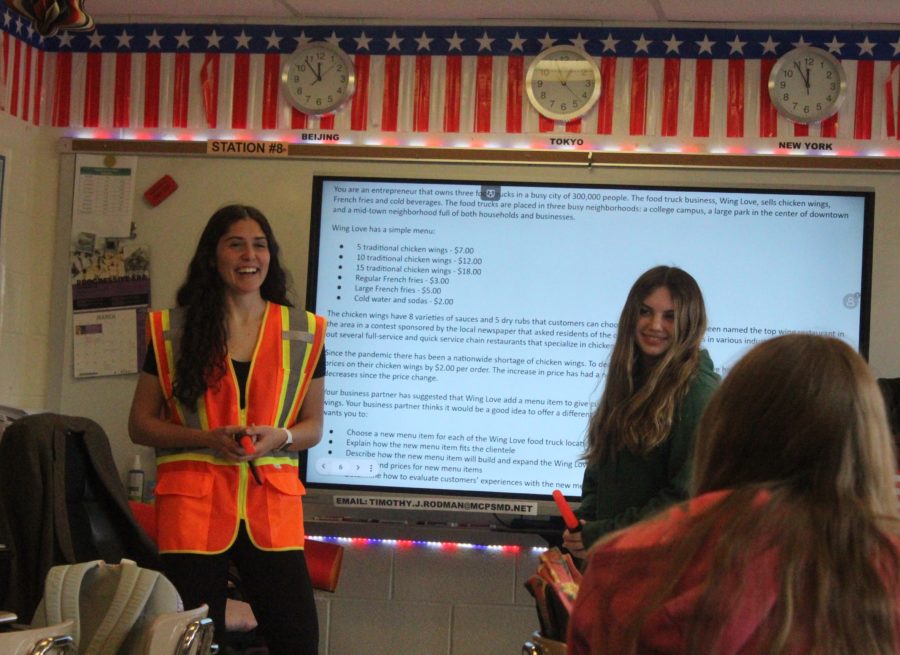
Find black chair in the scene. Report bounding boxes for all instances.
[0,413,159,621]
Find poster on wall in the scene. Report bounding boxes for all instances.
[71,241,150,378]
[72,154,136,238]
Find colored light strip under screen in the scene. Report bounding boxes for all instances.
[308,535,530,553]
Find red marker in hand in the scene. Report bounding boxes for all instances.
[239,434,261,485]
[239,435,255,455]
[552,489,581,532]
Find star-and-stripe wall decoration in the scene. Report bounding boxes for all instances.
[2,18,899,152]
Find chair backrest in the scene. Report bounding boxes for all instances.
[0,619,76,655]
[32,559,182,655]
[0,414,159,620]
[138,605,215,655]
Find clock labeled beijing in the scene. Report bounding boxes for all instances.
[281,42,356,115]
[526,45,601,121]
[767,46,847,124]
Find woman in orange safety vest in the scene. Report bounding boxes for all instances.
[129,204,326,655]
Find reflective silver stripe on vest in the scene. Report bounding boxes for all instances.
[274,309,316,429]
[161,309,202,431]
[283,329,313,342]
[156,445,221,458]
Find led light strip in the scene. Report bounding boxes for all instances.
[308,535,545,554]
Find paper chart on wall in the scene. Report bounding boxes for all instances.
[72,154,137,238]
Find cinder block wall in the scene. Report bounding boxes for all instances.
[310,523,546,655]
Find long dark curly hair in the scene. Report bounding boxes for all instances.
[172,204,292,410]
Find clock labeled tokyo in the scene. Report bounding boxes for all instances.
[281,42,356,115]
[526,45,601,121]
[767,46,847,124]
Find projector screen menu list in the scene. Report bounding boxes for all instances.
[307,179,866,497]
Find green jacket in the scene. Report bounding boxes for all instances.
[575,350,719,549]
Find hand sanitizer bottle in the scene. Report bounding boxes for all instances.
[127,454,145,502]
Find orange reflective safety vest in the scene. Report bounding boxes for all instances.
[147,302,326,554]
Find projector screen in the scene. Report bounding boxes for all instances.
[302,176,872,506]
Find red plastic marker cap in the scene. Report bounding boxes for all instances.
[552,489,580,531]
[239,435,255,455]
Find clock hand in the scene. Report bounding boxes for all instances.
[305,57,322,83]
[565,82,581,101]
[793,61,810,92]
[559,59,573,86]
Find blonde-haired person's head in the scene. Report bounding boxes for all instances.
[616,265,708,368]
[694,334,897,518]
[586,266,708,463]
[573,334,899,655]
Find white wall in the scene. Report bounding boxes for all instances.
[40,151,900,479]
[0,115,60,412]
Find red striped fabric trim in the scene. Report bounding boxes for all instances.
[505,55,523,133]
[597,57,616,135]
[52,50,71,126]
[200,53,220,129]
[113,52,131,128]
[1,32,9,111]
[291,107,308,129]
[10,38,20,116]
[172,51,190,128]
[758,59,778,138]
[83,51,102,127]
[319,113,335,130]
[853,59,874,140]
[22,42,32,122]
[381,54,401,131]
[350,53,370,131]
[661,58,680,137]
[886,62,897,138]
[143,51,160,128]
[32,49,43,124]
[262,53,280,129]
[538,113,554,132]
[693,58,712,137]
[443,54,461,132]
[413,54,431,132]
[231,52,250,129]
[629,58,648,135]
[474,54,492,132]
[728,59,747,138]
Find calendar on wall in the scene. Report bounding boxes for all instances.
[71,244,150,378]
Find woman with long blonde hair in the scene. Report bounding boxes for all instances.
[564,266,718,556]
[567,334,900,655]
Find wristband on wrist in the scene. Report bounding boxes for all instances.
[280,427,293,449]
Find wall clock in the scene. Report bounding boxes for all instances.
[281,42,356,115]
[525,45,601,121]
[767,46,847,124]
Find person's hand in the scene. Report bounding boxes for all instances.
[562,521,588,559]
[242,425,291,457]
[206,425,250,461]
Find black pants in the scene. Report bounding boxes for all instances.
[161,523,318,655]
